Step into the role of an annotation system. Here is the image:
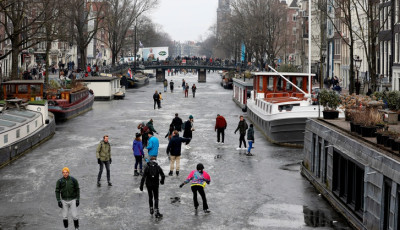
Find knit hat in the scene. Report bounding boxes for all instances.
[196,163,204,171]
[62,167,70,173]
[189,115,193,119]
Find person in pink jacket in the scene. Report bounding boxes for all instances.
[179,163,211,213]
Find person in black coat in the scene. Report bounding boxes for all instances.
[171,113,183,132]
[183,115,194,149]
[140,157,165,218]
[153,90,160,109]
[166,131,191,176]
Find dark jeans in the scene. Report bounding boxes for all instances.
[134,155,143,170]
[239,133,246,148]
[191,186,208,210]
[154,100,160,109]
[97,160,111,182]
[147,186,159,209]
[192,91,196,98]
[217,128,225,143]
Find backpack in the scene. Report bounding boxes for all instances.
[142,126,149,133]
[149,163,158,178]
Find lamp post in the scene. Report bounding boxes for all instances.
[354,56,362,94]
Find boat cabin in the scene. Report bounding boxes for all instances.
[233,78,253,108]
[2,80,44,101]
[252,72,314,102]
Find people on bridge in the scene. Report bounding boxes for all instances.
[247,124,255,156]
[192,84,197,98]
[133,133,145,176]
[163,79,168,92]
[146,131,159,159]
[234,115,248,150]
[55,167,80,230]
[185,83,189,98]
[170,80,174,93]
[171,113,183,132]
[166,130,191,176]
[153,90,160,109]
[179,163,211,213]
[215,114,227,144]
[96,135,112,186]
[183,115,194,149]
[140,156,165,218]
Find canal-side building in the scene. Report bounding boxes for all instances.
[302,119,400,229]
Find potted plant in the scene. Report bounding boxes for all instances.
[376,129,389,145]
[319,89,341,119]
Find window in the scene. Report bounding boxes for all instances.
[4,134,8,144]
[27,125,29,133]
[396,33,399,63]
[383,178,391,230]
[296,77,303,90]
[16,129,20,138]
[293,15,297,21]
[286,77,293,91]
[17,85,28,94]
[259,76,263,91]
[267,77,274,91]
[335,39,341,55]
[332,149,364,218]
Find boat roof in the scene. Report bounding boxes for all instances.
[264,97,305,104]
[251,72,315,77]
[77,77,118,82]
[3,80,44,84]
[0,109,40,133]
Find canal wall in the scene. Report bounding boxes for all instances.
[302,118,400,230]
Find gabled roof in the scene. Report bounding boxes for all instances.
[290,0,299,8]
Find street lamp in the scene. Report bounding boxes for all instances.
[354,56,362,81]
[354,56,362,94]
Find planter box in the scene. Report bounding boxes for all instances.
[323,111,339,119]
[382,135,390,146]
[385,137,394,148]
[350,122,355,132]
[392,140,400,151]
[377,133,383,144]
[354,124,361,135]
[361,126,377,137]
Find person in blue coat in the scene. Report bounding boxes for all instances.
[146,131,159,159]
[133,133,145,176]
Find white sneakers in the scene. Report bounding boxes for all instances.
[185,145,191,149]
[236,147,241,150]
[216,142,220,144]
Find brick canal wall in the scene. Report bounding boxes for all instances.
[302,118,400,230]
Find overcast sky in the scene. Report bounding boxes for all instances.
[148,0,218,42]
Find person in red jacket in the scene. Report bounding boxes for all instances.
[215,114,227,144]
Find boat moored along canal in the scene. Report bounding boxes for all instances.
[246,71,325,147]
[0,80,56,167]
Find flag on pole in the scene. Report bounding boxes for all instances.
[127,68,133,79]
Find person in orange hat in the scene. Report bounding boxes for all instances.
[55,167,80,230]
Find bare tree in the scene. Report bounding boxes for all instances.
[0,0,55,79]
[105,0,157,66]
[61,0,106,70]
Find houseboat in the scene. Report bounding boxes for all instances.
[232,78,253,109]
[246,71,325,147]
[47,86,95,121]
[0,80,56,167]
[78,76,125,100]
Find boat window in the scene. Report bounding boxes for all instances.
[27,125,30,133]
[18,85,28,94]
[6,85,16,94]
[30,85,40,95]
[296,77,303,91]
[277,78,283,91]
[267,77,274,91]
[286,77,293,91]
[16,129,20,138]
[259,77,263,91]
[4,134,8,144]
[278,104,300,112]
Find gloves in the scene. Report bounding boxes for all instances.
[76,200,80,207]
[58,201,63,208]
[97,158,101,164]
[160,180,164,185]
[140,186,143,191]
[109,158,112,164]
[179,183,185,188]
[206,181,210,185]
[234,131,237,134]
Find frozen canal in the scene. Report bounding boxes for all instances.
[0,72,352,229]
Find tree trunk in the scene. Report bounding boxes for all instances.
[11,40,20,80]
[45,40,52,84]
[79,47,86,70]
